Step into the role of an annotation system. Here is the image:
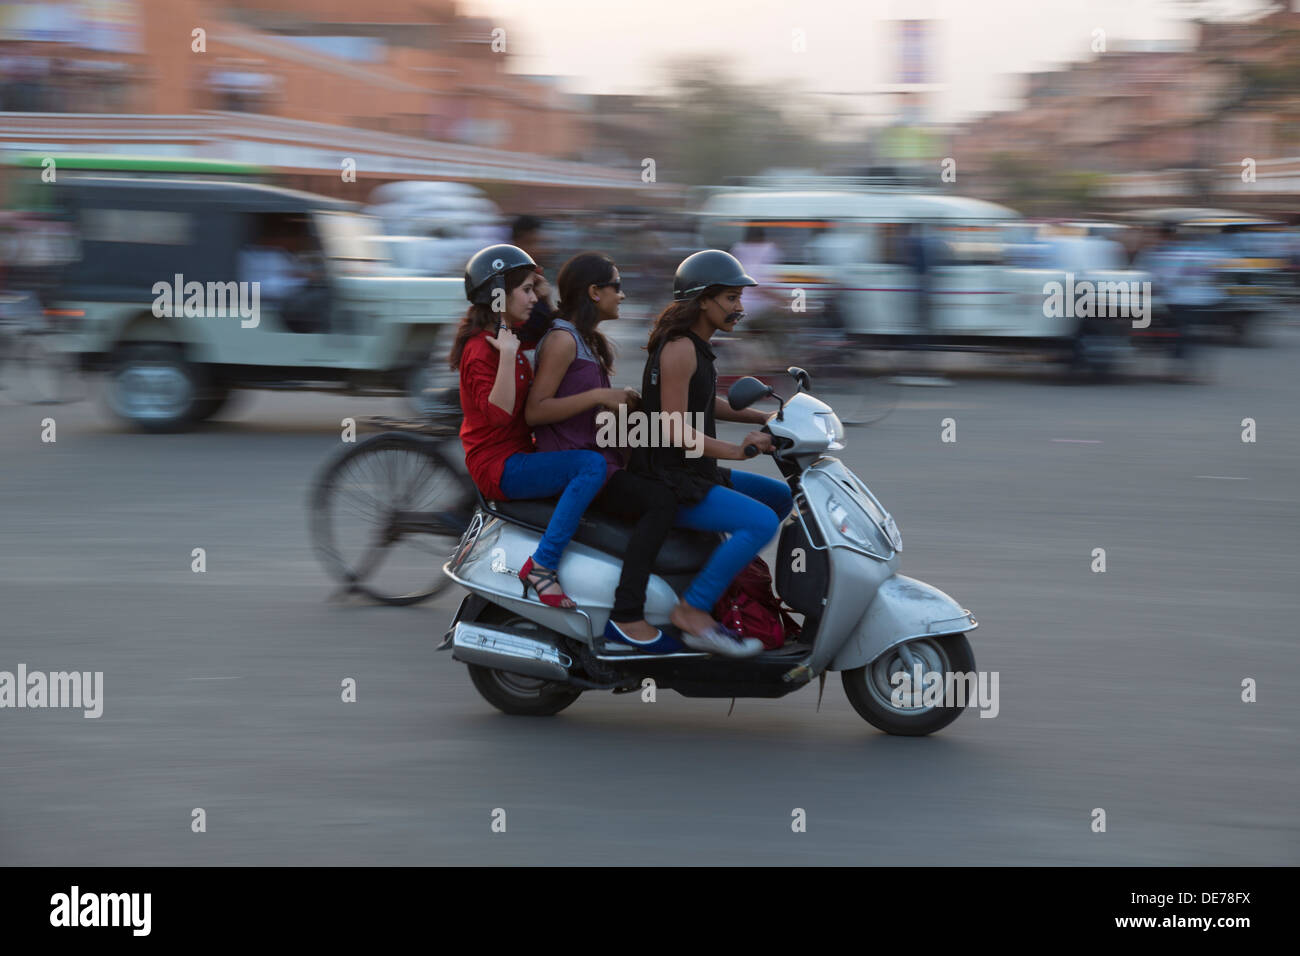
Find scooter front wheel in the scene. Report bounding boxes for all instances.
[842,633,975,736]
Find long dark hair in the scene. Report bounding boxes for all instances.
[553,252,616,375]
[645,288,719,355]
[447,264,536,370]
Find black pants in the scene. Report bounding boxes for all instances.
[594,469,679,622]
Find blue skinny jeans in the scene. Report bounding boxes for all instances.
[499,449,607,569]
[674,470,792,611]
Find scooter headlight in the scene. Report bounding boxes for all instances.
[826,494,888,553]
[815,412,845,450]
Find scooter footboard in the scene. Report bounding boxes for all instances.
[829,574,977,671]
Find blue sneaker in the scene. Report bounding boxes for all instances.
[603,619,684,654]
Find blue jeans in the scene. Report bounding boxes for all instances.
[499,450,607,569]
[675,470,793,611]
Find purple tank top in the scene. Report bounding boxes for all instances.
[531,320,623,481]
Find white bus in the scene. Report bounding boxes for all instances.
[695,189,1150,358]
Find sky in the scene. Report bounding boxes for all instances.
[461,0,1277,125]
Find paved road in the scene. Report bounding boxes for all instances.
[1,327,1297,865]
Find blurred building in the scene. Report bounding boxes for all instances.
[952,8,1300,217]
[1,0,591,153]
[581,93,676,169]
[0,0,668,206]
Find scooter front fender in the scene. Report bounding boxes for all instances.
[829,573,977,672]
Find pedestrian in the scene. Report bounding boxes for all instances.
[510,214,556,348]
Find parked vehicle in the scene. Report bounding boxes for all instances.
[48,177,465,430]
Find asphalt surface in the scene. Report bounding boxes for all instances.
[2,321,1298,865]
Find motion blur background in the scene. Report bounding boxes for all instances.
[1,0,1298,865]
[4,0,1300,347]
[4,0,1300,300]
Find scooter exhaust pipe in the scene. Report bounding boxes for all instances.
[449,621,572,681]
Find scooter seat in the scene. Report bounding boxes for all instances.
[480,493,721,574]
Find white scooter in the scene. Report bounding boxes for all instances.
[439,368,979,735]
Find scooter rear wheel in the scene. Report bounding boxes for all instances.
[842,633,975,736]
[466,613,582,717]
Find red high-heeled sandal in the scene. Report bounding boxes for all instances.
[518,556,574,608]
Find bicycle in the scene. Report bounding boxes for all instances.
[715,300,901,426]
[308,389,477,606]
[0,291,85,405]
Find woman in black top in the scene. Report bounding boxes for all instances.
[632,250,793,658]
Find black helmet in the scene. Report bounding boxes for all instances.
[464,243,537,305]
[672,249,757,301]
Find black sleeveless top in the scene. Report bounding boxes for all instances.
[630,331,731,504]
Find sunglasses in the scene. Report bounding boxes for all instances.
[596,280,622,293]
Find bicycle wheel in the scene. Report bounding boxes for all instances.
[309,432,476,605]
[807,347,901,427]
[714,327,788,390]
[10,330,83,405]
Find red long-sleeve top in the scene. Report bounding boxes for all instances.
[458,329,535,500]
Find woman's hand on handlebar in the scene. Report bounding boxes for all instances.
[737,430,774,458]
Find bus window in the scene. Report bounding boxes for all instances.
[878,223,913,266]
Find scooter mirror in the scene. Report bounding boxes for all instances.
[727,376,773,411]
[787,366,812,392]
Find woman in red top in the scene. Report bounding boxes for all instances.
[448,244,621,608]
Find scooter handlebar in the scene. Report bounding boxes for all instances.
[743,423,777,459]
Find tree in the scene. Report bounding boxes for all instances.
[657,60,835,186]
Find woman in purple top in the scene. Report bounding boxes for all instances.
[526,252,681,653]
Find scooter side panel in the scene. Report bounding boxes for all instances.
[444,513,680,643]
[791,463,898,674]
[828,573,977,672]
[808,546,893,674]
